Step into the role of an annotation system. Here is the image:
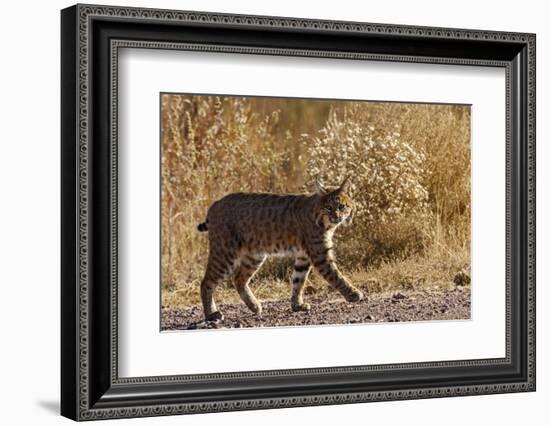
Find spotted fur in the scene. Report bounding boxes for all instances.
[198,177,364,321]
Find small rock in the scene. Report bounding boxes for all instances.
[391,292,407,303]
[454,270,471,286]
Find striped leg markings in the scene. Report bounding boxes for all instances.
[200,250,237,320]
[290,254,312,312]
[233,254,265,316]
[309,248,363,303]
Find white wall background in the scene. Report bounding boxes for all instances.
[0,0,546,424]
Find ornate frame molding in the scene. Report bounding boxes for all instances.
[61,4,536,421]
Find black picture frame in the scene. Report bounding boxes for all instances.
[61,3,536,421]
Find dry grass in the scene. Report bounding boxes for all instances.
[160,94,471,310]
[162,246,469,310]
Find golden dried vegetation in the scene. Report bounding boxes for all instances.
[161,94,470,310]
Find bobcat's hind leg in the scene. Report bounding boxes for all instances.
[290,254,312,312]
[200,251,238,321]
[233,254,266,316]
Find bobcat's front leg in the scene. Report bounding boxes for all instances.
[308,245,364,303]
[290,254,312,312]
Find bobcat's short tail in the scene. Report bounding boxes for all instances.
[197,221,208,232]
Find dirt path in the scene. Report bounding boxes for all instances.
[161,287,470,330]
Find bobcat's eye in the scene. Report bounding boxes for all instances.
[337,203,345,210]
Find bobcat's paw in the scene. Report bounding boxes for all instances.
[248,303,263,317]
[205,311,224,322]
[345,289,364,303]
[291,302,311,312]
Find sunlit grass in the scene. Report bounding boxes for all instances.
[160,94,471,309]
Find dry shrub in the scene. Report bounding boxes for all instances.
[348,102,471,247]
[161,94,295,288]
[306,105,432,267]
[161,94,471,307]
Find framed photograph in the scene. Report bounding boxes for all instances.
[61,4,536,421]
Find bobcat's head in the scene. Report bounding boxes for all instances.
[314,176,355,229]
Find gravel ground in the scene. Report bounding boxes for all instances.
[161,287,470,331]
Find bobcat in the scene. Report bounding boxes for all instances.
[197,177,364,321]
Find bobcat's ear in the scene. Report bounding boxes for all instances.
[315,176,327,195]
[339,176,351,194]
